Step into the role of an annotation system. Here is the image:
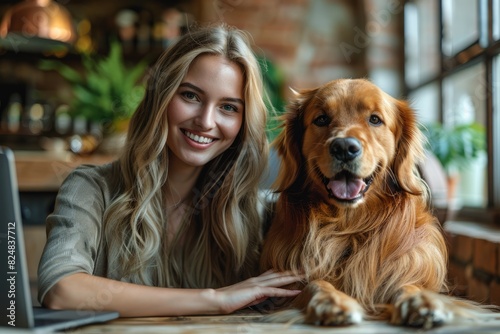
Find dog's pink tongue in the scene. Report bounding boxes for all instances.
[327,175,366,200]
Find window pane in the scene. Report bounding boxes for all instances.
[494,54,500,206]
[442,62,487,208]
[494,0,500,40]
[408,81,440,124]
[404,0,440,87]
[442,0,479,55]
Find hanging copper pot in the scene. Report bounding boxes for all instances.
[0,0,76,49]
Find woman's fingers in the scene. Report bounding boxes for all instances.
[259,269,302,279]
[217,270,304,299]
[254,270,305,287]
[214,275,304,314]
[268,287,302,296]
[263,275,304,288]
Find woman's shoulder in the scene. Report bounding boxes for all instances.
[71,160,117,177]
[62,160,120,194]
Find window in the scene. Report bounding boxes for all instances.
[493,0,500,40]
[404,0,440,87]
[405,0,500,222]
[494,54,500,208]
[442,0,480,56]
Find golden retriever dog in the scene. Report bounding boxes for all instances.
[260,78,486,329]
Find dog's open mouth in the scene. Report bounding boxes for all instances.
[322,171,373,203]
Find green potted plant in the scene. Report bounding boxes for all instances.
[257,56,288,188]
[39,41,148,151]
[421,121,486,199]
[257,56,287,141]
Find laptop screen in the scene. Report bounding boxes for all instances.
[0,147,35,328]
[0,147,119,331]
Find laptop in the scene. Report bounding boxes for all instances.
[0,146,119,332]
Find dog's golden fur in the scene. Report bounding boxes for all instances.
[260,79,484,328]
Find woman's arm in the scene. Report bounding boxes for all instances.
[43,270,302,317]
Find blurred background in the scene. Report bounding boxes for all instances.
[0,0,499,306]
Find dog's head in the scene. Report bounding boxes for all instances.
[274,78,426,207]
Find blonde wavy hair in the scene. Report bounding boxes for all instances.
[103,24,269,288]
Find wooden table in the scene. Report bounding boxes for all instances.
[14,150,115,192]
[66,308,500,334]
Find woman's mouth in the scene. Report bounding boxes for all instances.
[182,130,215,144]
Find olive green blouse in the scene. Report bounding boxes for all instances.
[37,162,119,305]
[37,161,273,305]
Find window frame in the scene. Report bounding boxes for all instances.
[404,0,500,223]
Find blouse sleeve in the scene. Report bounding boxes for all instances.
[37,164,112,304]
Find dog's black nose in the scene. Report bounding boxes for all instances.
[330,137,362,161]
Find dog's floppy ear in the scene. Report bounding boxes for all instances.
[272,87,318,192]
[391,99,426,196]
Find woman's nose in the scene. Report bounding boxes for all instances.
[195,105,216,130]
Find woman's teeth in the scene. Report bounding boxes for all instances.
[184,130,214,144]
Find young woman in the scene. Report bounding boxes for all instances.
[37,24,301,317]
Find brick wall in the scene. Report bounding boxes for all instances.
[186,0,404,98]
[446,221,500,305]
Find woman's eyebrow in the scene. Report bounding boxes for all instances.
[179,82,244,105]
[179,82,204,94]
[222,97,245,106]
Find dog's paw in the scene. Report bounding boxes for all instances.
[304,289,364,326]
[393,290,454,329]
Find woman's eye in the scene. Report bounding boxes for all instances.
[313,114,330,127]
[221,104,238,112]
[181,91,198,101]
[369,115,383,126]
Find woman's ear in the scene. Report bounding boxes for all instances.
[272,88,318,192]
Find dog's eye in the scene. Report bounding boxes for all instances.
[313,114,331,127]
[369,115,383,126]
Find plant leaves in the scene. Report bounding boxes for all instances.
[421,122,486,174]
[38,41,147,131]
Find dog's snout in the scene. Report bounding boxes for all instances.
[330,137,362,161]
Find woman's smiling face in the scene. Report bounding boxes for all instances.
[166,54,245,169]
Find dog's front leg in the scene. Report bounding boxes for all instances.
[391,285,454,329]
[293,279,364,326]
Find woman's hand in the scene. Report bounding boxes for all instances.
[213,270,303,314]
[44,271,302,317]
